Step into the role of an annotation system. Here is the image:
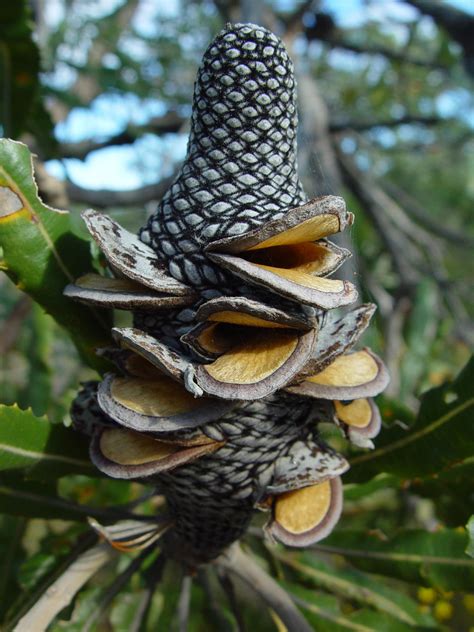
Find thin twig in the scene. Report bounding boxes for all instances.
[66,174,176,208]
[216,567,247,632]
[310,543,474,567]
[198,568,235,632]
[329,114,444,133]
[384,296,411,399]
[0,484,151,523]
[216,544,312,632]
[291,593,371,632]
[13,542,117,632]
[81,547,154,632]
[177,574,192,632]
[133,553,168,632]
[5,532,96,630]
[384,180,474,248]
[337,150,419,289]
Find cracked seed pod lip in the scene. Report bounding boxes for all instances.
[67,22,389,564]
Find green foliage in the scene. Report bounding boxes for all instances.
[467,516,474,559]
[322,528,474,592]
[1,2,473,630]
[277,551,436,627]
[0,139,112,370]
[349,356,474,481]
[0,0,39,137]
[0,404,93,479]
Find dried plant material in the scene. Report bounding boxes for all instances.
[82,209,194,295]
[334,398,382,447]
[97,373,234,432]
[268,477,342,546]
[100,428,180,465]
[195,328,316,400]
[287,349,389,399]
[64,273,194,310]
[206,196,352,254]
[91,427,224,479]
[242,240,349,277]
[209,252,357,309]
[296,304,376,379]
[196,295,315,330]
[182,322,237,360]
[206,196,356,309]
[334,398,372,428]
[87,517,172,552]
[123,353,166,379]
[112,327,190,382]
[268,440,349,494]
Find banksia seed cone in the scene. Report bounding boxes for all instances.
[67,23,389,565]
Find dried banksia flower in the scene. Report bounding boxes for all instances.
[67,23,389,565]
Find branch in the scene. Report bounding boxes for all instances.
[81,548,154,632]
[383,296,411,399]
[47,0,141,123]
[297,73,360,296]
[177,574,192,632]
[404,0,474,76]
[13,542,117,632]
[66,175,175,208]
[302,12,448,70]
[216,544,313,632]
[216,568,247,632]
[337,150,420,289]
[329,114,444,133]
[133,553,167,632]
[56,112,187,161]
[383,181,474,248]
[198,568,235,632]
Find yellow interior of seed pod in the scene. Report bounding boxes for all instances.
[100,428,179,465]
[111,374,204,416]
[196,323,240,355]
[76,273,146,293]
[334,398,372,428]
[124,354,165,379]
[251,265,345,292]
[207,311,291,328]
[204,329,299,384]
[246,214,340,250]
[244,242,339,273]
[307,350,378,387]
[274,480,331,534]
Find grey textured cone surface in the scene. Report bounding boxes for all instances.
[69,22,388,567]
[139,23,305,289]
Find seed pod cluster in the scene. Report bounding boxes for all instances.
[68,23,389,564]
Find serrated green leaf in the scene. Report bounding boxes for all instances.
[349,356,474,482]
[0,404,96,479]
[0,139,112,371]
[320,528,474,590]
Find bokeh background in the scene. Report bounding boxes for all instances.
[1,1,473,630]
